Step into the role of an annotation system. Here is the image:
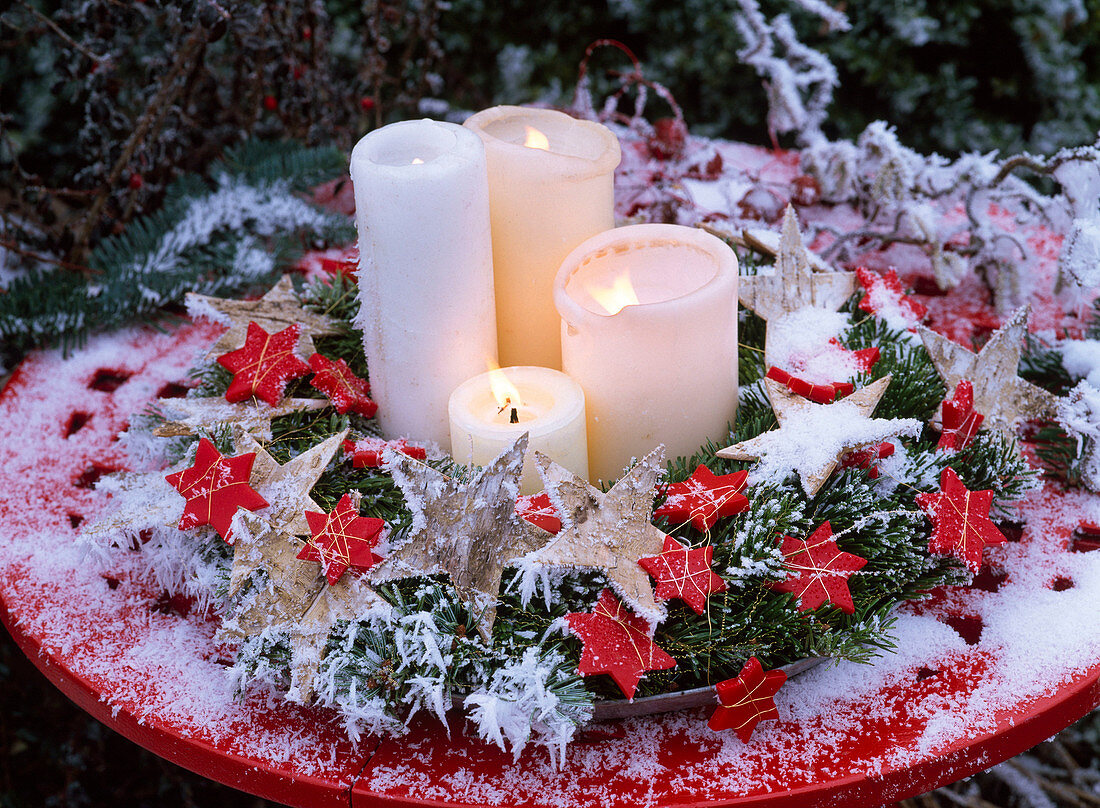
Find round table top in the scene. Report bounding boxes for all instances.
[3,319,1100,808]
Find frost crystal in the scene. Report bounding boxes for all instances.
[464,646,594,769]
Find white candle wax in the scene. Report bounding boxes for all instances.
[463,106,620,370]
[554,224,739,484]
[350,119,498,446]
[449,366,587,495]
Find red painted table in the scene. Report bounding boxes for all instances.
[3,320,1100,808]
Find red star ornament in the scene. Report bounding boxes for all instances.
[564,589,676,699]
[937,380,984,451]
[308,353,378,418]
[840,441,895,479]
[165,438,268,541]
[638,535,728,614]
[856,267,927,327]
[514,492,562,534]
[342,436,426,468]
[654,464,749,532]
[708,656,787,741]
[297,493,385,585]
[771,521,867,614]
[766,366,854,405]
[217,322,311,406]
[916,467,1007,573]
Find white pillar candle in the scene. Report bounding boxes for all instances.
[350,119,498,446]
[463,106,621,370]
[449,365,587,495]
[554,224,739,484]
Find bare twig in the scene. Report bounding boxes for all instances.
[0,239,96,275]
[69,24,209,260]
[14,0,105,63]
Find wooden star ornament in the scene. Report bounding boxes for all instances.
[291,574,389,702]
[164,437,268,541]
[916,467,1007,574]
[187,275,339,362]
[234,428,348,537]
[222,512,325,637]
[522,447,670,623]
[919,305,1056,435]
[153,396,329,440]
[738,206,856,322]
[217,322,311,406]
[368,433,552,642]
[771,521,867,614]
[708,656,787,741]
[717,375,922,497]
[219,511,387,703]
[298,492,385,585]
[564,589,676,699]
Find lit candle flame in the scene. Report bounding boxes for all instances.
[411,157,425,165]
[487,361,524,411]
[588,274,640,315]
[523,125,550,151]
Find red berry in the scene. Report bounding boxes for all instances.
[128,173,143,190]
[302,26,312,40]
[293,65,304,80]
[263,94,277,111]
[360,97,376,112]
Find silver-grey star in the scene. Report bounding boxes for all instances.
[919,305,1057,435]
[186,275,339,362]
[739,205,856,322]
[522,446,669,623]
[368,433,552,642]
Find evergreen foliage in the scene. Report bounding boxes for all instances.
[0,141,352,359]
[128,263,1049,755]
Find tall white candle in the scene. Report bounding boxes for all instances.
[554,224,739,483]
[350,119,498,446]
[464,106,620,370]
[449,365,587,495]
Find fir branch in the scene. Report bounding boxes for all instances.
[0,141,354,357]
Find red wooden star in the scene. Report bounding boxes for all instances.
[308,353,378,418]
[937,380,984,451]
[342,436,426,468]
[297,493,385,585]
[771,521,867,614]
[638,535,728,614]
[564,589,676,699]
[766,366,854,404]
[514,491,562,534]
[840,441,895,480]
[654,465,749,532]
[217,322,311,406]
[708,656,787,741]
[164,438,268,542]
[856,267,927,327]
[917,467,1006,573]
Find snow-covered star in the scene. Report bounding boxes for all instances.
[717,375,921,497]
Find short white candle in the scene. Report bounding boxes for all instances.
[449,365,587,495]
[350,119,498,446]
[464,106,620,370]
[554,224,739,484]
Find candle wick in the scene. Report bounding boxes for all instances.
[510,407,519,424]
